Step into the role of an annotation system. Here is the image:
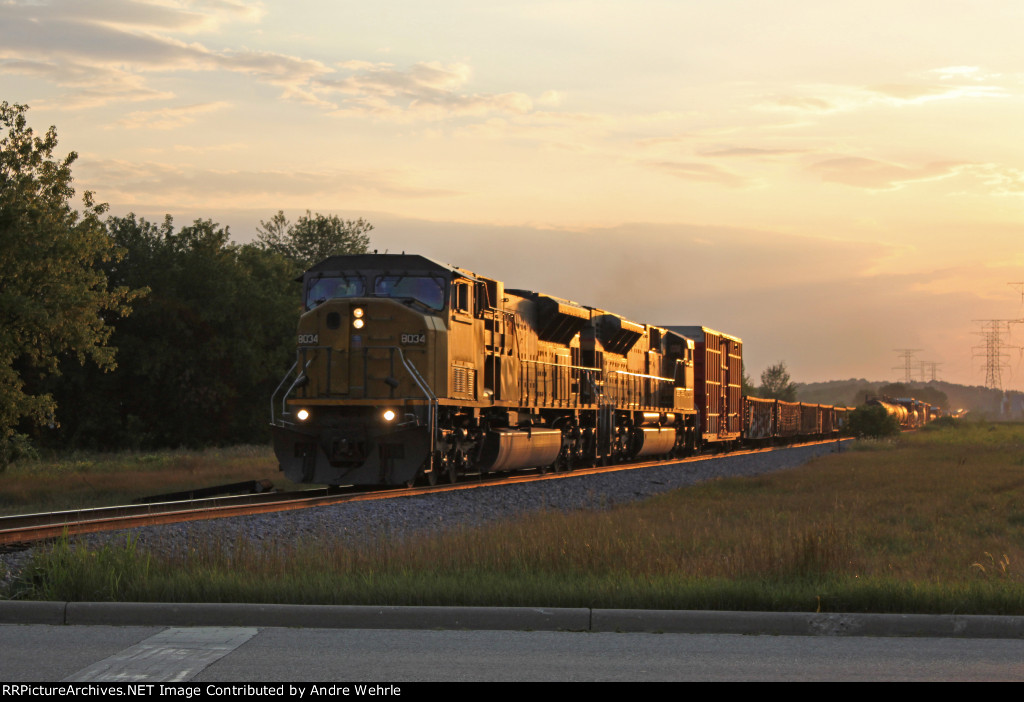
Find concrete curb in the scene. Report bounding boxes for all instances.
[62,603,592,631]
[0,600,66,625]
[2,601,1023,638]
[591,608,1024,638]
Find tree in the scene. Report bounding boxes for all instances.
[741,362,758,397]
[0,103,138,465]
[846,404,901,439]
[48,214,299,449]
[851,384,878,406]
[255,209,372,270]
[878,382,910,399]
[759,361,797,401]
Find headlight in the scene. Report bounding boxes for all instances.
[353,307,364,318]
[382,409,396,422]
[353,318,365,329]
[296,409,310,422]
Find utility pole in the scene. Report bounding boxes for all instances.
[893,349,921,384]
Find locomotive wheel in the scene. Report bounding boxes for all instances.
[554,449,573,473]
[445,450,463,484]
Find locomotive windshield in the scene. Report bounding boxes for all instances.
[305,275,366,309]
[374,275,445,310]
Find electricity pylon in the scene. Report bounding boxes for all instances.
[972,320,1019,391]
[893,349,921,384]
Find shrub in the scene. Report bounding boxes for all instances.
[846,405,901,439]
[923,415,959,432]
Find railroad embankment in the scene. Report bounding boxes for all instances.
[3,422,1022,615]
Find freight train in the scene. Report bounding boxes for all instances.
[270,253,851,486]
[866,396,939,429]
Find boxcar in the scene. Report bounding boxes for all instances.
[667,326,743,445]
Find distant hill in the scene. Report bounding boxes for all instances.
[794,379,1024,419]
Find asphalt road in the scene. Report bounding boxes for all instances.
[3,623,1024,682]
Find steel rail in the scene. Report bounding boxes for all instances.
[0,489,329,546]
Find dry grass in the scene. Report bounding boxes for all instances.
[0,445,295,514]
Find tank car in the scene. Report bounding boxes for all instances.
[270,254,704,486]
[866,397,910,428]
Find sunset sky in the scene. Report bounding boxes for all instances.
[4,0,1024,389]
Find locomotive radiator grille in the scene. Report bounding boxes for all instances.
[452,365,476,397]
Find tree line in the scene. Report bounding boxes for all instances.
[0,103,371,465]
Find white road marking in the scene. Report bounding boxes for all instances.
[63,627,258,682]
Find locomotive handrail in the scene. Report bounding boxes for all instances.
[270,359,299,426]
[270,353,323,426]
[520,357,601,372]
[612,368,674,383]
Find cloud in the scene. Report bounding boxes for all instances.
[6,0,263,34]
[699,146,809,159]
[319,61,537,122]
[865,83,1008,103]
[643,160,751,188]
[909,266,1020,301]
[455,110,617,153]
[0,3,550,121]
[970,164,1024,196]
[0,58,175,108]
[759,73,1008,117]
[760,95,837,113]
[865,84,957,101]
[808,157,968,190]
[169,142,248,154]
[78,159,456,206]
[0,1,327,109]
[928,66,991,81]
[115,101,231,129]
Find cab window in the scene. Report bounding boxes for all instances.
[374,275,445,310]
[453,282,471,314]
[306,275,365,309]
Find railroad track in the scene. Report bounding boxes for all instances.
[0,438,847,547]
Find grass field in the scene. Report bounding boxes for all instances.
[0,445,297,515]
[5,421,1024,613]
